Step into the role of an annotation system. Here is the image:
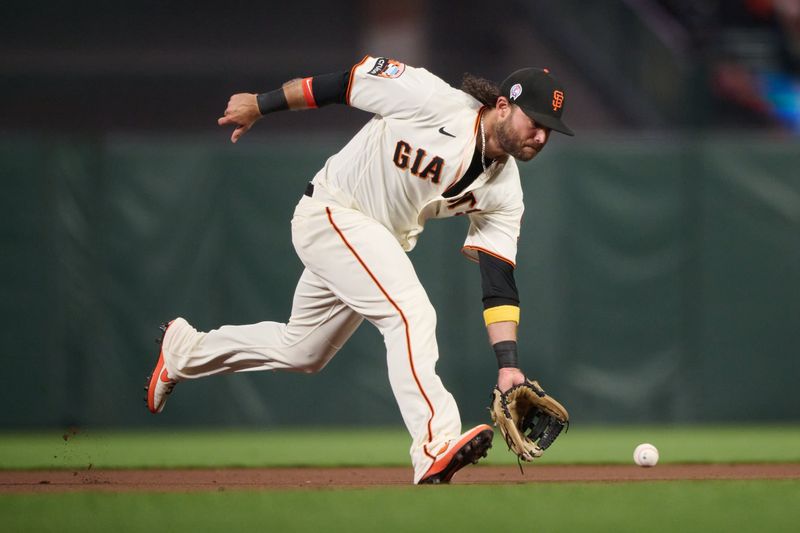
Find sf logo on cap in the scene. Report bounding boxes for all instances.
[552,90,564,111]
[509,83,522,101]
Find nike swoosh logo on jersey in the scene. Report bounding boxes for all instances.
[438,127,456,138]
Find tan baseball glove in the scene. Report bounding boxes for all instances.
[490,379,569,461]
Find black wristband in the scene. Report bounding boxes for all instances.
[256,89,289,115]
[493,340,519,369]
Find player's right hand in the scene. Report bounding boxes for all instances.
[217,93,261,143]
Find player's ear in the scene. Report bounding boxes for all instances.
[495,96,512,118]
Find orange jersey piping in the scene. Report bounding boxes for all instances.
[345,55,370,106]
[461,245,516,268]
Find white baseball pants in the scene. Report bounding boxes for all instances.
[161,194,462,482]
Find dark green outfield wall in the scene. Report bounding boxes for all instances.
[2,134,798,428]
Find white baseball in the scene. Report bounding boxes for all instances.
[633,443,659,467]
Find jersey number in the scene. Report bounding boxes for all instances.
[393,141,444,184]
[447,192,480,216]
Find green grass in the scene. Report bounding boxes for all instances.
[1,425,799,470]
[2,426,798,533]
[2,480,799,533]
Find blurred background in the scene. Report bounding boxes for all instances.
[1,0,798,430]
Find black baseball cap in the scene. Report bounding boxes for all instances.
[500,68,574,136]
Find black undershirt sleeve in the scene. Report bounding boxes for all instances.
[478,251,520,309]
[311,70,351,107]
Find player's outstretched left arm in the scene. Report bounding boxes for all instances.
[218,71,350,143]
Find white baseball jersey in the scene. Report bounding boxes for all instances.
[311,55,524,266]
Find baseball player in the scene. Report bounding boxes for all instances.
[146,55,573,484]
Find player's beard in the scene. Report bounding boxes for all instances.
[495,117,543,162]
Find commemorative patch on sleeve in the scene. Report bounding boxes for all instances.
[367,57,406,78]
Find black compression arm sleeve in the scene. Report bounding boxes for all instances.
[310,71,351,107]
[478,251,520,309]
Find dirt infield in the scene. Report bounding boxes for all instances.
[2,464,799,493]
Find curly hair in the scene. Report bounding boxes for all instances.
[460,73,501,107]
